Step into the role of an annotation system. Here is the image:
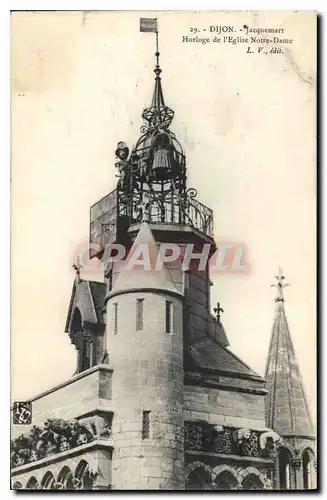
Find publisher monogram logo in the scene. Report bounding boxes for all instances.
[13,402,32,425]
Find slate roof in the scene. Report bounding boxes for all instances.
[264,300,315,437]
[190,335,263,380]
[110,222,182,297]
[65,279,106,332]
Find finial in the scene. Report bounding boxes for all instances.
[271,266,290,302]
[214,302,224,323]
[73,262,82,283]
[140,17,174,128]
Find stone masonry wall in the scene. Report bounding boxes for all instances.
[184,384,268,431]
[106,291,184,490]
[11,366,113,439]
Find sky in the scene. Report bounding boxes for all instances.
[11,11,316,421]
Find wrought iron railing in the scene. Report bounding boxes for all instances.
[90,188,214,256]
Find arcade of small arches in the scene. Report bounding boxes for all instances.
[278,444,317,490]
[12,460,100,491]
[185,462,273,491]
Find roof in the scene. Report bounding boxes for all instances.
[190,335,263,380]
[110,222,182,298]
[264,300,315,437]
[65,279,106,332]
[209,315,230,347]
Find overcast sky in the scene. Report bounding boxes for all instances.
[11,11,316,421]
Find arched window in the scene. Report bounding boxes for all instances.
[26,476,39,490]
[41,471,55,490]
[187,467,211,490]
[279,447,292,490]
[71,308,92,372]
[242,474,264,490]
[215,471,238,490]
[302,449,315,490]
[57,466,74,490]
[12,481,23,490]
[75,460,95,490]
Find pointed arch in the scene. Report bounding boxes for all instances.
[12,481,23,490]
[212,464,238,479]
[214,466,239,491]
[300,446,316,459]
[57,466,74,490]
[70,307,92,372]
[26,476,39,490]
[185,462,215,490]
[242,474,264,490]
[237,467,266,491]
[41,471,55,490]
[74,459,94,490]
[71,307,83,332]
[278,446,292,490]
[212,464,239,490]
[280,440,296,457]
[302,447,316,490]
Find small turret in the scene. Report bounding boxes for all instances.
[105,223,184,490]
[264,268,316,490]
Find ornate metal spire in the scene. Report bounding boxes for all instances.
[142,28,174,128]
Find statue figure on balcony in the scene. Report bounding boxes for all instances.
[115,141,130,190]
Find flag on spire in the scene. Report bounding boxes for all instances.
[140,18,158,33]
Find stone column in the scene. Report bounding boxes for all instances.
[292,458,303,490]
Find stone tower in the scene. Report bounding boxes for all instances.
[100,32,215,490]
[264,268,316,490]
[11,21,316,492]
[106,223,184,489]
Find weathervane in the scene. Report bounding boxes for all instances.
[271,267,291,302]
[214,302,224,323]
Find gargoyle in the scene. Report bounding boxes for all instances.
[259,430,281,450]
[233,428,251,443]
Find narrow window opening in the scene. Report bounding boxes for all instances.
[108,271,113,292]
[136,298,144,331]
[279,448,291,490]
[81,336,91,371]
[165,300,173,333]
[113,302,118,335]
[302,451,312,490]
[142,411,151,439]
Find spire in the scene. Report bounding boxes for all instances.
[141,20,174,128]
[264,269,314,438]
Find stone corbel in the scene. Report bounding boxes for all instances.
[69,328,93,351]
[292,458,302,470]
[259,430,281,460]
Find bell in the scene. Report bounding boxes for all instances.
[151,128,172,175]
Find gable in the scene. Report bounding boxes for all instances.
[65,280,106,332]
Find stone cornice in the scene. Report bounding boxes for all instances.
[186,449,274,466]
[11,439,113,476]
[184,372,268,395]
[104,286,184,305]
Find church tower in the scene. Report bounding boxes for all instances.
[264,268,316,490]
[12,19,316,492]
[98,21,215,490]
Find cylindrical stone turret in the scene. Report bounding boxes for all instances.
[105,223,185,490]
